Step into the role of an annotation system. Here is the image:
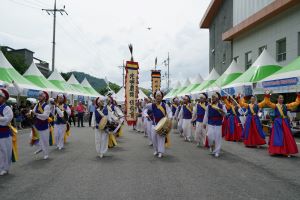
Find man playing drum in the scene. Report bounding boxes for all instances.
[143,90,172,158]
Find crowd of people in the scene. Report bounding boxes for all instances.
[134,90,300,159]
[1,87,300,177]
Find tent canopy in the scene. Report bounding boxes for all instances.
[172,78,191,97]
[191,68,220,94]
[177,74,203,96]
[0,51,42,95]
[164,81,181,99]
[224,49,281,88]
[24,62,63,93]
[67,74,92,96]
[255,56,300,93]
[81,78,101,97]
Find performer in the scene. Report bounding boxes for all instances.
[92,96,117,158]
[192,93,208,147]
[265,93,300,157]
[178,95,193,142]
[203,92,226,157]
[223,96,243,142]
[171,97,179,130]
[0,89,14,176]
[143,98,154,146]
[53,93,71,150]
[108,98,124,137]
[144,90,172,158]
[175,99,183,136]
[48,98,55,146]
[31,91,51,160]
[136,101,143,133]
[239,95,267,148]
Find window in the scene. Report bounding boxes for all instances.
[258,45,267,56]
[298,32,300,56]
[276,38,286,62]
[245,51,252,70]
[233,56,239,63]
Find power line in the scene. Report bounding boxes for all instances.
[9,0,41,10]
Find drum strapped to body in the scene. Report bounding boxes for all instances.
[155,117,170,136]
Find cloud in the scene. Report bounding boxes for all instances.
[1,0,211,89]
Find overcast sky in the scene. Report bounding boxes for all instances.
[0,0,210,89]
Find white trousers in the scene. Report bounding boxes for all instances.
[195,122,207,145]
[151,125,165,153]
[182,119,192,139]
[54,124,66,149]
[0,136,12,172]
[178,118,183,133]
[95,129,108,155]
[136,117,143,132]
[36,129,49,156]
[207,125,222,154]
[146,120,153,144]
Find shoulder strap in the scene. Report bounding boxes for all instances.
[249,104,256,115]
[156,103,166,117]
[276,104,286,118]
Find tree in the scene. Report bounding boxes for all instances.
[0,46,28,74]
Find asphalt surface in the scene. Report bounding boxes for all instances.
[1,124,300,200]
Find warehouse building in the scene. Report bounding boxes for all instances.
[201,0,300,74]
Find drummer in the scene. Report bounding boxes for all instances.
[143,90,172,158]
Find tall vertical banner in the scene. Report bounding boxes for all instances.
[125,61,139,125]
[151,70,161,95]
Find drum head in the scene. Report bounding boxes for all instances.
[154,117,168,131]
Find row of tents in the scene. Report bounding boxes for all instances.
[164,49,300,99]
[0,50,149,104]
[0,51,102,100]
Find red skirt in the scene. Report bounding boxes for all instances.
[269,120,298,155]
[225,117,243,142]
[222,117,228,138]
[243,118,266,147]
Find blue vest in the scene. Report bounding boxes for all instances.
[207,103,223,126]
[147,109,154,121]
[95,109,103,129]
[152,103,166,124]
[228,106,240,116]
[247,104,259,116]
[55,104,68,125]
[183,104,192,119]
[34,102,49,131]
[274,104,287,118]
[196,103,206,122]
[171,104,178,116]
[0,104,12,138]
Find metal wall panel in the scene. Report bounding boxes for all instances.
[233,0,274,26]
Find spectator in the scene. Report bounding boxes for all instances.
[12,104,22,129]
[76,101,86,127]
[68,104,76,126]
[88,100,96,127]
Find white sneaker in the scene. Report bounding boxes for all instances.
[43,155,49,160]
[158,153,163,158]
[184,137,187,141]
[98,154,103,158]
[34,149,42,155]
[209,147,213,153]
[215,153,219,158]
[0,170,8,176]
[149,142,153,146]
[58,147,63,150]
[187,138,192,142]
[153,151,158,156]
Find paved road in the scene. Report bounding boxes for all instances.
[1,125,300,200]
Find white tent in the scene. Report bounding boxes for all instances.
[114,87,148,104]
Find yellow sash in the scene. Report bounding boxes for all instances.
[249,104,256,115]
[231,105,237,116]
[172,104,178,109]
[276,104,286,118]
[199,103,206,110]
[156,103,166,117]
[185,104,193,114]
[211,104,220,111]
[37,102,44,114]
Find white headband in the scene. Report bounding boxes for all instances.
[199,94,206,99]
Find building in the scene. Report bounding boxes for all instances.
[200,0,300,74]
[1,46,50,77]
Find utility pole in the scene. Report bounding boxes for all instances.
[42,0,68,72]
[118,60,125,88]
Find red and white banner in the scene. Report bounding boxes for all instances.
[125,61,139,125]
